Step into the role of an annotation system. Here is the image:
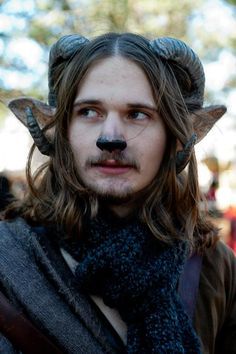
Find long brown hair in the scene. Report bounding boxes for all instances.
[6,33,218,251]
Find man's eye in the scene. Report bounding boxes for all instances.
[128,111,149,120]
[77,108,99,119]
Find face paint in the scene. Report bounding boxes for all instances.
[96,136,127,152]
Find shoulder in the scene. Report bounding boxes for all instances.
[0,217,39,255]
[202,240,236,278]
[205,238,235,259]
[195,241,236,353]
[0,217,29,230]
[199,241,236,322]
[199,240,236,297]
[0,217,31,239]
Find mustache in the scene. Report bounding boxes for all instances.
[86,151,140,171]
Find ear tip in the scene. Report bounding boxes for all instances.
[7,99,16,109]
[8,97,31,106]
[7,98,29,114]
[215,104,227,115]
[202,104,227,120]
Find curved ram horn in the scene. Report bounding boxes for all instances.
[8,97,55,156]
[48,34,89,107]
[150,37,205,108]
[175,133,197,174]
[26,107,54,156]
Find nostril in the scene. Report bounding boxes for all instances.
[96,137,127,152]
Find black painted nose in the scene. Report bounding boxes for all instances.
[96,137,127,152]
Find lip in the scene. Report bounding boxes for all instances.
[92,159,133,175]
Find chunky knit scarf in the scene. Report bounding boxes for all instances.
[72,215,201,353]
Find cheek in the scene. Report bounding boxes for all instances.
[69,129,97,169]
[69,121,85,146]
[69,121,99,152]
[69,132,84,164]
[139,135,166,175]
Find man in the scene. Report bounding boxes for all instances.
[0,33,235,353]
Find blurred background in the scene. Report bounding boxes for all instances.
[0,0,236,251]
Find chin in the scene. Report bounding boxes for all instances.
[88,184,135,204]
[100,181,154,204]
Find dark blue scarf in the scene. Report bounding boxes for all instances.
[73,215,201,353]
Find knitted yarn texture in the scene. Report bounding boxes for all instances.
[73,215,202,353]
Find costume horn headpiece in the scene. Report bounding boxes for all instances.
[150,37,205,108]
[150,37,226,172]
[7,34,226,171]
[48,34,89,107]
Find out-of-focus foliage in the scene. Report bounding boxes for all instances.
[0,0,235,121]
[225,0,236,5]
[0,0,203,105]
[0,0,203,45]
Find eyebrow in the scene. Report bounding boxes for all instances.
[127,103,158,113]
[73,99,101,107]
[73,99,158,112]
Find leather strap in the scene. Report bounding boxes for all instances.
[0,291,63,354]
[178,253,203,319]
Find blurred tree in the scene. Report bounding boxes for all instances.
[0,0,202,102]
[225,0,236,5]
[0,0,235,117]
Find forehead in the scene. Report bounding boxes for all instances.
[75,56,155,105]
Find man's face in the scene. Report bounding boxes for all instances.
[68,56,166,202]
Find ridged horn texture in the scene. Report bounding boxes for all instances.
[175,133,197,174]
[150,37,205,108]
[26,107,54,156]
[48,34,89,107]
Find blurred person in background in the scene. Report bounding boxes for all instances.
[0,173,14,211]
[0,33,235,354]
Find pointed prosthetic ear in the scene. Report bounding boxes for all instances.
[7,97,55,156]
[191,105,227,144]
[175,105,226,173]
[8,97,55,134]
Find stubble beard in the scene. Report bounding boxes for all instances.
[85,178,135,204]
[78,151,141,204]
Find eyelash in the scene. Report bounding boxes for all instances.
[75,108,151,121]
[128,110,150,120]
[76,108,99,118]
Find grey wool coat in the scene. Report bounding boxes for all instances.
[0,218,235,354]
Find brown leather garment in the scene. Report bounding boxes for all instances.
[194,241,236,354]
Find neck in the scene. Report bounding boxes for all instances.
[96,188,151,219]
[109,203,135,218]
[99,195,145,219]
